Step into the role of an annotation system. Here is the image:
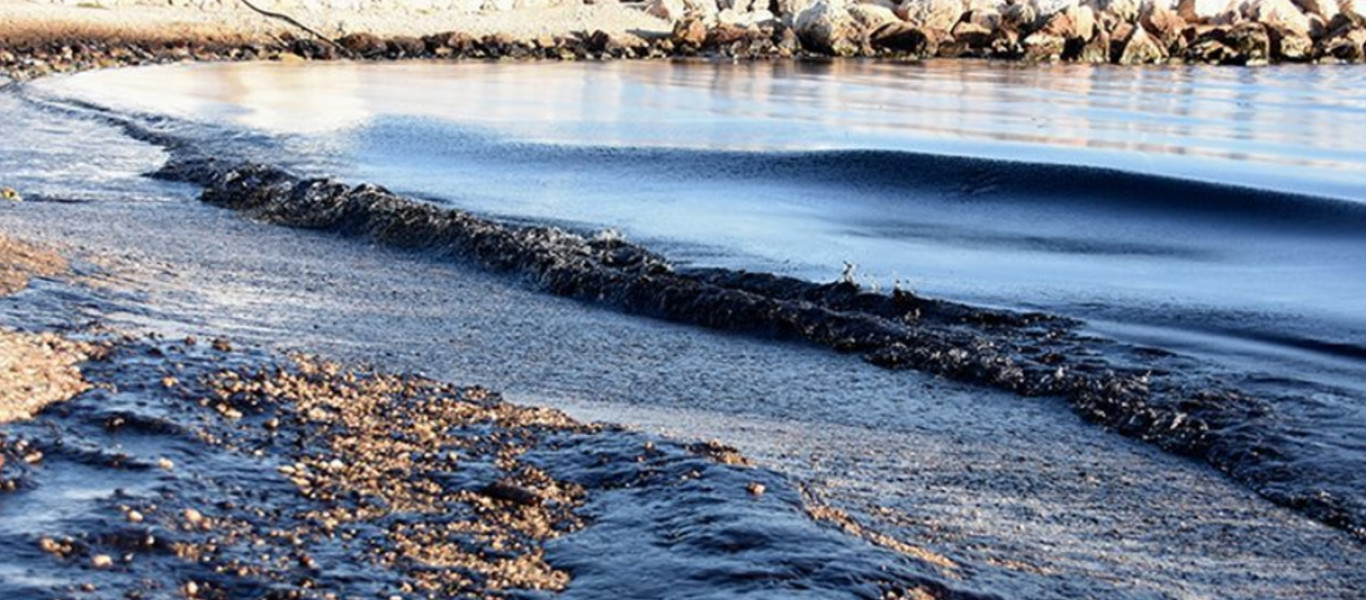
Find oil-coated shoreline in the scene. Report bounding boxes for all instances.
[1,84,1364,596]
[3,6,1366,597]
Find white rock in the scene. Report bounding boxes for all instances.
[849,2,902,26]
[897,0,967,30]
[966,0,1007,12]
[1003,0,1039,24]
[1069,3,1097,39]
[776,0,820,21]
[1231,0,1311,34]
[1184,0,1234,18]
[718,7,779,24]
[646,0,688,20]
[795,0,858,53]
[687,0,722,18]
[1035,0,1080,13]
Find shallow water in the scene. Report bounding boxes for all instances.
[34,61,1366,379]
[6,59,1366,596]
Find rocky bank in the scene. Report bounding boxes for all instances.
[4,0,1366,82]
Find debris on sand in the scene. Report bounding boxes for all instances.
[0,234,66,296]
[0,329,99,424]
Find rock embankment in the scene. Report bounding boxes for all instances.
[675,0,1366,63]
[2,0,1364,80]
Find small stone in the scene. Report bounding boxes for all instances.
[38,537,61,554]
[91,554,114,568]
[158,457,175,470]
[747,481,766,497]
[127,510,144,523]
[184,581,200,597]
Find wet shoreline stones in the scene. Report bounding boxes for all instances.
[3,0,1366,82]
[2,330,970,598]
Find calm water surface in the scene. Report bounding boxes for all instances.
[38,60,1366,379]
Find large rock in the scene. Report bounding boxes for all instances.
[896,0,967,30]
[1230,0,1313,35]
[950,19,996,49]
[1114,21,1167,62]
[1022,30,1068,58]
[966,0,1007,12]
[1040,9,1076,36]
[1341,0,1366,19]
[647,0,688,21]
[1323,25,1366,60]
[776,0,818,22]
[1267,25,1314,58]
[672,15,710,46]
[1002,1,1040,28]
[338,32,387,57]
[1177,0,1234,20]
[1293,0,1339,18]
[968,7,1005,28]
[870,21,939,53]
[1036,0,1082,12]
[1142,3,1190,51]
[795,0,861,55]
[1078,26,1111,60]
[650,0,722,21]
[718,7,778,26]
[1224,21,1272,62]
[1089,0,1142,21]
[849,2,903,28]
[1068,4,1098,40]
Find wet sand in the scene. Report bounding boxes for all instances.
[1,142,1363,597]
[1,225,961,597]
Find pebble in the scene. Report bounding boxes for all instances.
[91,554,114,568]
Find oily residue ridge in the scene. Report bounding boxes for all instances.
[152,157,1364,543]
[0,333,978,599]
